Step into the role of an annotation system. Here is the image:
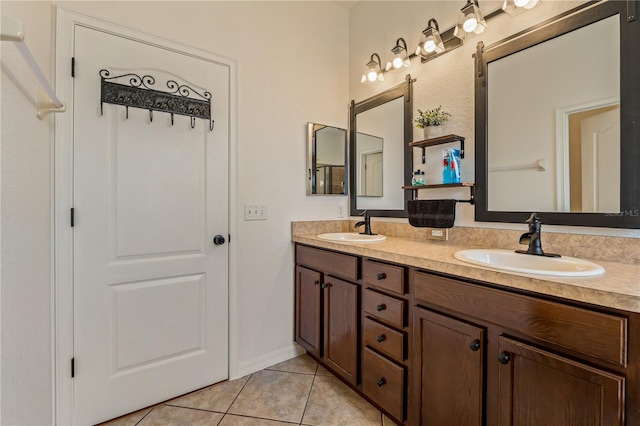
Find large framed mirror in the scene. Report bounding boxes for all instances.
[349,75,413,217]
[475,0,640,228]
[307,122,347,195]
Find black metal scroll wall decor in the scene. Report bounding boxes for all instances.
[99,69,214,130]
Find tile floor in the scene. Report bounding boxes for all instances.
[100,354,393,426]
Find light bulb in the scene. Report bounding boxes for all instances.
[392,56,403,69]
[424,39,436,53]
[463,16,477,33]
[367,70,377,82]
[514,0,529,7]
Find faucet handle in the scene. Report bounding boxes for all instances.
[526,212,541,224]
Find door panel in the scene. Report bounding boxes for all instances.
[497,336,624,426]
[323,276,358,385]
[413,307,484,426]
[295,266,322,358]
[73,25,229,425]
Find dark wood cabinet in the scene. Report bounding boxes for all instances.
[295,243,639,426]
[496,336,625,426]
[412,269,635,426]
[412,307,484,426]
[295,245,359,386]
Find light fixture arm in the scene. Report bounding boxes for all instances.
[394,37,408,53]
[425,18,440,33]
[369,53,382,70]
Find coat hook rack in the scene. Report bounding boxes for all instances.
[99,69,213,130]
[1,15,66,119]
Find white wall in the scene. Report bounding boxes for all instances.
[349,0,640,238]
[1,1,349,424]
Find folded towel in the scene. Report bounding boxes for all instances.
[407,199,456,228]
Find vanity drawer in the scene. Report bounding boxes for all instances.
[363,259,405,295]
[363,317,405,362]
[363,288,406,329]
[295,245,358,281]
[362,347,405,421]
[413,271,628,366]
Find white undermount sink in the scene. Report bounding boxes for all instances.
[454,249,605,277]
[317,232,386,242]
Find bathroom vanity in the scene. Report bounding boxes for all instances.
[292,227,640,425]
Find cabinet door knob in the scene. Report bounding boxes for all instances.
[468,339,481,351]
[498,352,511,364]
[376,304,386,312]
[376,334,386,343]
[377,273,387,280]
[376,377,387,387]
[321,283,328,289]
[314,280,320,286]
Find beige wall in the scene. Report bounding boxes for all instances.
[1,2,349,424]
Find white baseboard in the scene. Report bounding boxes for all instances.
[233,344,306,379]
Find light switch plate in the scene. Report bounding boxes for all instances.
[244,203,267,220]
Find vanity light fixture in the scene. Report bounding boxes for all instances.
[385,38,411,71]
[361,53,384,83]
[415,19,445,58]
[502,0,542,16]
[460,0,488,34]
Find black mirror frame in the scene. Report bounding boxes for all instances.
[475,0,640,229]
[349,74,414,218]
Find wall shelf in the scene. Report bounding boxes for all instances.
[410,134,465,163]
[403,182,475,204]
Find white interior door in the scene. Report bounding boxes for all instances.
[73,26,229,425]
[581,108,620,212]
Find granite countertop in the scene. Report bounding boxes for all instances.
[292,233,640,313]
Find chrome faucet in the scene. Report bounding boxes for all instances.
[516,213,560,257]
[355,210,376,235]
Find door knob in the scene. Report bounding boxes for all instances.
[468,339,481,351]
[213,235,226,245]
[498,352,511,364]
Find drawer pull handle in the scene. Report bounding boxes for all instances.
[376,334,386,343]
[468,340,481,351]
[376,377,387,387]
[376,304,386,312]
[498,352,511,364]
[377,273,387,280]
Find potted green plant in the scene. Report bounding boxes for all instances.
[414,106,452,139]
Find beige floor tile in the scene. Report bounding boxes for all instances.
[315,364,333,376]
[219,414,298,425]
[98,406,156,426]
[138,405,224,425]
[166,375,250,412]
[228,370,314,423]
[302,375,382,426]
[265,354,318,375]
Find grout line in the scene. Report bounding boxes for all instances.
[133,406,156,425]
[163,404,227,414]
[225,373,253,413]
[298,366,319,425]
[220,413,300,425]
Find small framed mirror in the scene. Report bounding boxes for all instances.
[306,123,347,195]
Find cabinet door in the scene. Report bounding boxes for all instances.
[295,266,322,358]
[323,276,359,386]
[413,307,484,426]
[497,336,624,426]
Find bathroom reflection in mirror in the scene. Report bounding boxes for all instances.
[306,123,347,196]
[356,132,383,197]
[487,14,619,214]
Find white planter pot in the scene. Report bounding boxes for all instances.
[423,125,450,139]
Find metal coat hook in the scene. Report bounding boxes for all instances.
[190,117,196,129]
[171,113,174,126]
[210,120,214,131]
[149,110,153,123]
